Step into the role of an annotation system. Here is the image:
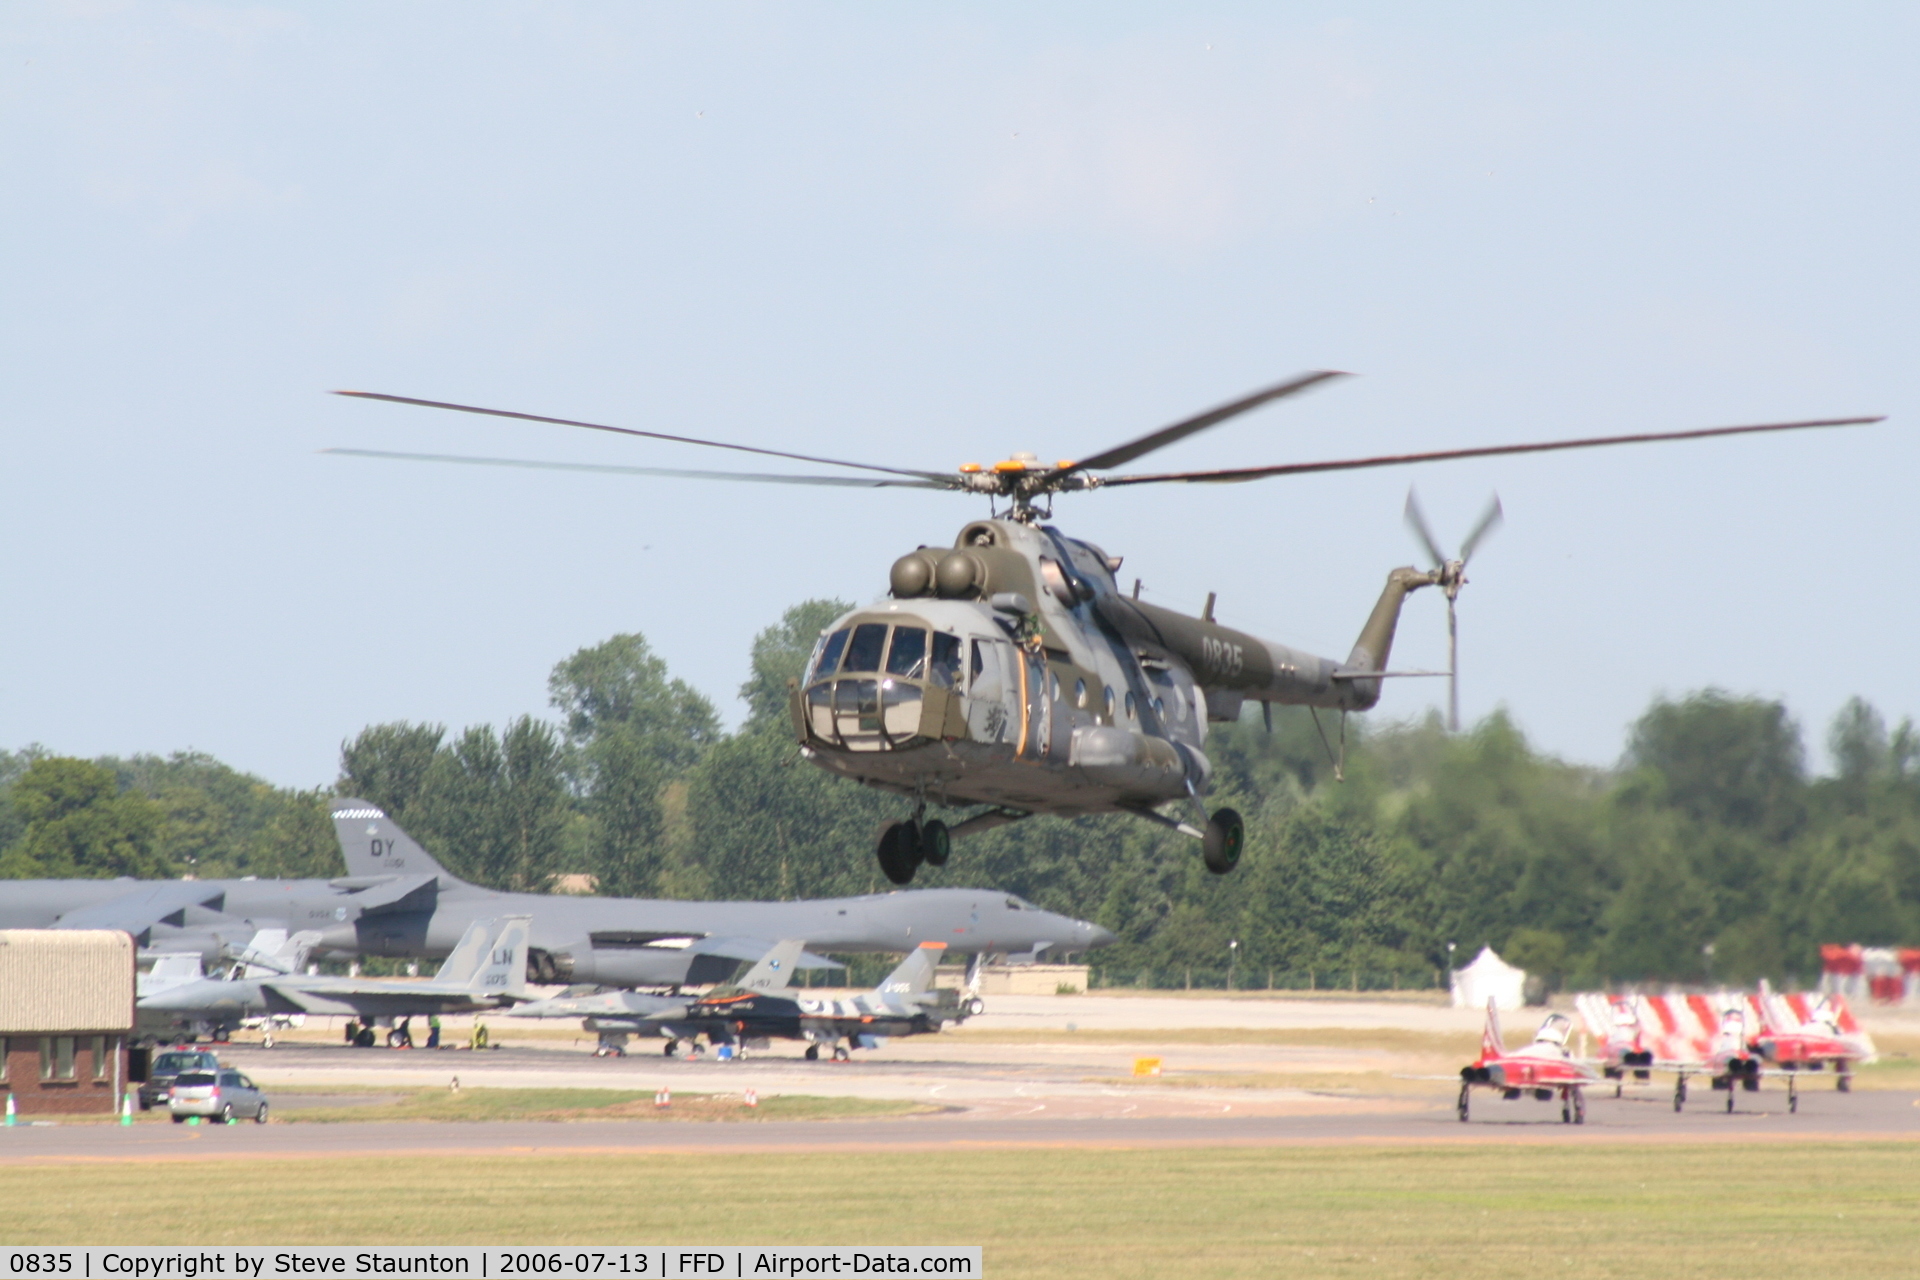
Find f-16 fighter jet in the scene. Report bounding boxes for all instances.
[138,915,531,1040]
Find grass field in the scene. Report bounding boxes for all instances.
[4,1143,1918,1277]
[277,1087,929,1123]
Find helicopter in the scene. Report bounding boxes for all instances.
[330,372,1878,885]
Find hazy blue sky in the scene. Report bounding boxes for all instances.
[4,4,1914,788]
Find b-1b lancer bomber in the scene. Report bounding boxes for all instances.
[0,800,1112,983]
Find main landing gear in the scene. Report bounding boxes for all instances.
[877,817,950,885]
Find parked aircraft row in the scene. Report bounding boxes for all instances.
[1436,987,1876,1123]
[2,798,1109,987]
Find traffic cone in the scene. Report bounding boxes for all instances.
[4,1092,14,1126]
[654,1087,670,1110]
[121,1089,135,1126]
[743,1088,758,1109]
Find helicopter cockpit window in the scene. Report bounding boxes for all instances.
[970,640,987,681]
[843,623,888,673]
[812,628,850,681]
[1074,679,1087,708]
[1104,687,1115,720]
[886,627,928,679]
[1124,691,1137,721]
[930,633,962,688]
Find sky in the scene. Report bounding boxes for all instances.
[3,3,1915,789]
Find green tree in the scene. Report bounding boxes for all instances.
[3,757,169,879]
[339,722,446,827]
[550,633,721,897]
[416,717,568,891]
[739,599,852,725]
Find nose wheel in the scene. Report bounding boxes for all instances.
[876,818,950,884]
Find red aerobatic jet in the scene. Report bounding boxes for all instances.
[1453,999,1602,1124]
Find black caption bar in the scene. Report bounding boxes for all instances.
[0,1250,982,1280]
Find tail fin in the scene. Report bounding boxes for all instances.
[1339,567,1436,708]
[1481,997,1506,1059]
[330,798,461,882]
[1753,978,1792,1035]
[433,915,531,1000]
[737,940,807,992]
[877,942,947,998]
[234,928,322,978]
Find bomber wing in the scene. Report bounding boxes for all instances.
[52,881,232,944]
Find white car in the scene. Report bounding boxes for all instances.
[168,1068,268,1124]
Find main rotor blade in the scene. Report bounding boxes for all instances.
[1097,416,1882,487]
[321,448,956,489]
[1458,494,1505,566]
[332,391,948,482]
[1053,371,1348,477]
[1403,488,1446,569]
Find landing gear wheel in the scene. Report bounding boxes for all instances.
[920,819,951,868]
[1674,1081,1687,1112]
[1202,807,1245,874]
[877,822,922,885]
[663,1040,678,1058]
[1456,1084,1470,1123]
[1726,1088,1735,1114]
[1837,1068,1852,1093]
[1789,1088,1799,1115]
[966,997,985,1017]
[805,1044,820,1061]
[1573,1090,1586,1125]
[1560,1094,1572,1124]
[832,1045,850,1062]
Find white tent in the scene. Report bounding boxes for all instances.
[1451,946,1527,1011]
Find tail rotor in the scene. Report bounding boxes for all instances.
[1404,489,1503,732]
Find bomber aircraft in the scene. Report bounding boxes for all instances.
[0,799,1112,982]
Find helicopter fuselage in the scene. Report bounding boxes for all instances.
[789,518,1427,821]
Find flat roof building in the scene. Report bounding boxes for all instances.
[1,930,135,1116]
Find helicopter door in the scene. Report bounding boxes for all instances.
[965,638,1019,744]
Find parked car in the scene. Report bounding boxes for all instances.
[137,1048,221,1111]
[168,1068,268,1124]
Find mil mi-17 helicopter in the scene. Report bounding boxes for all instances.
[331,372,1878,885]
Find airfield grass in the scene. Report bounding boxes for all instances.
[277,1087,928,1123]
[6,1143,1920,1277]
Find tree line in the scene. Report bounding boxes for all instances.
[4,597,1917,988]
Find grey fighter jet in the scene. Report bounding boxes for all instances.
[506,938,810,1056]
[0,800,1113,982]
[138,915,532,1040]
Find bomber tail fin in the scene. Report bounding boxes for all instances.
[1481,997,1506,1059]
[330,798,463,883]
[877,942,947,999]
[737,940,807,992]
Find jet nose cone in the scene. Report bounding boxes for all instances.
[1082,922,1117,948]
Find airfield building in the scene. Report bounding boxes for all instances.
[0,929,135,1115]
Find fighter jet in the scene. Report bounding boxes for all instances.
[509,939,812,1056]
[1,798,1114,983]
[684,941,970,1061]
[138,915,532,1040]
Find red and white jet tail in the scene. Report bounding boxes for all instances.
[1481,997,1506,1059]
